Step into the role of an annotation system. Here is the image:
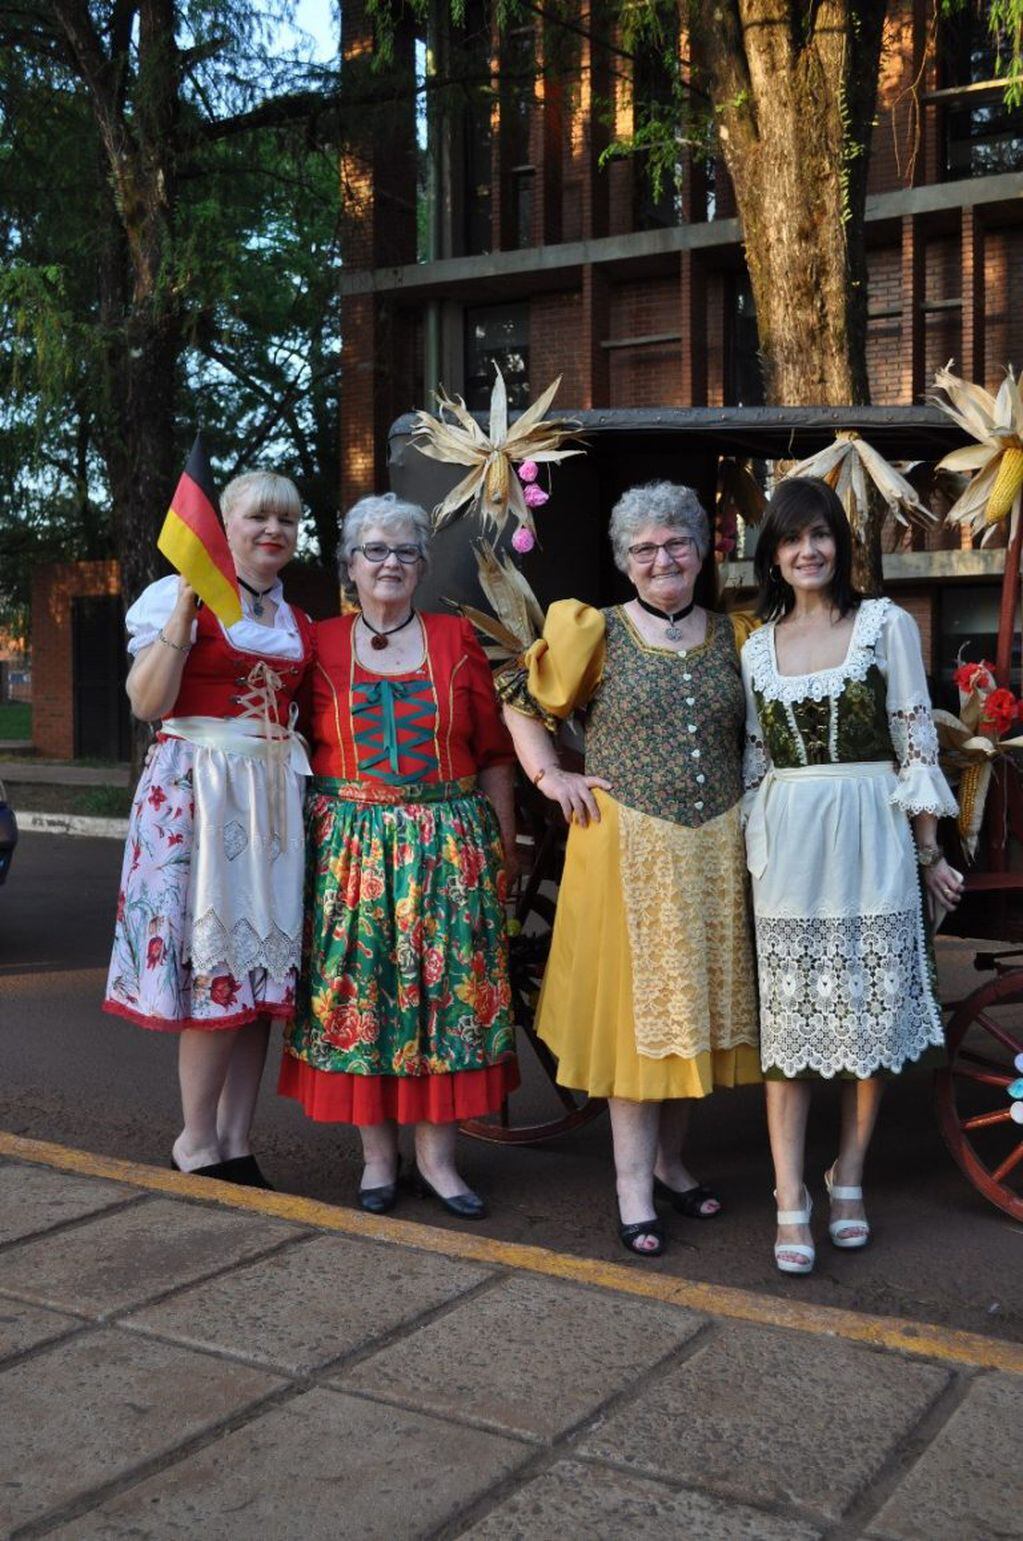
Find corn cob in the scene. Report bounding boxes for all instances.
[957,761,986,842]
[985,445,1023,524]
[485,452,509,508]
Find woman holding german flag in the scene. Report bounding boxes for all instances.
[104,448,313,1189]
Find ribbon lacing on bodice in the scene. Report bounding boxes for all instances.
[237,659,300,842]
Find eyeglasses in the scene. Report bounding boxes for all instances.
[354,543,422,565]
[627,537,697,564]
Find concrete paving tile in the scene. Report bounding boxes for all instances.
[865,1373,1023,1540]
[338,1273,704,1441]
[578,1323,949,1523]
[49,1386,529,1540]
[0,1298,81,1361]
[0,1198,304,1315]
[0,1162,137,1245]
[464,1459,823,1540]
[0,1327,282,1532]
[124,1233,495,1374]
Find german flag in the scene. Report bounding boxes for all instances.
[157,433,242,626]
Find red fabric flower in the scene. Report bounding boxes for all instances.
[981,688,1021,737]
[115,891,126,922]
[209,975,241,1007]
[166,832,184,847]
[953,659,995,693]
[146,936,167,969]
[147,784,168,809]
[422,945,445,986]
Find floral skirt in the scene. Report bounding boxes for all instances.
[280,776,518,1126]
[103,735,300,1032]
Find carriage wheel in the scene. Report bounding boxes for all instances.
[935,970,1023,1222]
[461,783,607,1146]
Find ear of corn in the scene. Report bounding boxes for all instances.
[485,453,509,507]
[985,445,1023,524]
[957,762,984,841]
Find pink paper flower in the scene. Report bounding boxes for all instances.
[511,526,535,553]
[517,459,539,483]
[522,482,549,509]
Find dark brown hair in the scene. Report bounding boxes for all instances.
[753,476,861,621]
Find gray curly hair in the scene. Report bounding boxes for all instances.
[338,492,432,587]
[608,481,710,573]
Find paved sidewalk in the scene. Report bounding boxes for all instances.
[0,758,130,787]
[0,1134,1019,1540]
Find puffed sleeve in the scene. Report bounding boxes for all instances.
[878,605,958,817]
[124,575,196,657]
[460,621,516,770]
[494,600,606,731]
[740,636,770,813]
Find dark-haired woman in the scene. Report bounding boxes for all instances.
[741,477,961,1274]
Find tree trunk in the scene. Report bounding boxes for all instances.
[693,0,888,588]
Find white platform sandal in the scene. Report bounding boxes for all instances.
[824,1165,870,1249]
[773,1189,815,1275]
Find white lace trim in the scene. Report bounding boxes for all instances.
[887,701,958,815]
[745,598,892,705]
[756,906,945,1078]
[186,911,301,982]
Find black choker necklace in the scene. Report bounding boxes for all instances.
[237,577,276,618]
[360,609,417,651]
[636,595,695,641]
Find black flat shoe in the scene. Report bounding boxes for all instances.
[653,1177,721,1219]
[413,1169,486,1219]
[171,1155,273,1189]
[618,1217,666,1257]
[359,1157,401,1215]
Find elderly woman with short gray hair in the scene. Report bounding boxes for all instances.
[499,480,760,1257]
[279,492,519,1218]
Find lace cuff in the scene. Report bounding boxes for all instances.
[743,732,769,794]
[494,661,559,735]
[887,704,958,816]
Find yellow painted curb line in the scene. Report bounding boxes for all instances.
[3,1130,1021,1376]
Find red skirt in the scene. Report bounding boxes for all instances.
[278,1053,519,1126]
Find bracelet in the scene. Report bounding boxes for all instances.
[533,766,553,787]
[916,844,943,868]
[157,628,191,654]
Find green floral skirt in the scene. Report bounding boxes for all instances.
[280,776,518,1124]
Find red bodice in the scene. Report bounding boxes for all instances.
[168,604,314,723]
[309,613,513,782]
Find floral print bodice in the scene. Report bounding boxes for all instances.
[741,598,957,819]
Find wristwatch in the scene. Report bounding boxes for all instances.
[916,845,943,868]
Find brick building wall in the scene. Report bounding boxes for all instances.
[32,561,120,760]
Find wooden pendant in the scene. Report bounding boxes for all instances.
[370,634,389,650]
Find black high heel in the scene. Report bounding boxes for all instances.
[359,1155,402,1215]
[413,1167,486,1219]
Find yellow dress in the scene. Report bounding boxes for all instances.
[501,601,761,1100]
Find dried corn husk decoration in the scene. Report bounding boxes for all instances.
[931,363,1023,542]
[933,658,1023,860]
[412,367,584,540]
[717,458,766,527]
[783,431,934,540]
[445,540,546,662]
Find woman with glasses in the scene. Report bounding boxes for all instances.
[279,493,518,1217]
[499,481,760,1257]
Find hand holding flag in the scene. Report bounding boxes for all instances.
[158,433,242,627]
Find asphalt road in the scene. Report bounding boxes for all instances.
[2,830,1020,1341]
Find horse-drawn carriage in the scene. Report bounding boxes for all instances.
[389,401,1023,1222]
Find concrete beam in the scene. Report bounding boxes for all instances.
[340,172,1023,299]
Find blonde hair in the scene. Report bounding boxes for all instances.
[221,470,301,522]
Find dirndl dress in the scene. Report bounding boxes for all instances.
[278,612,519,1124]
[497,600,761,1101]
[103,575,313,1031]
[741,598,958,1079]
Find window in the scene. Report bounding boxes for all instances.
[464,304,530,410]
[941,11,1023,178]
[728,272,764,407]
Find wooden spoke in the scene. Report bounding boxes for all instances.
[961,1108,1014,1132]
[991,1140,1023,1185]
[975,1011,1023,1056]
[951,1065,1013,1090]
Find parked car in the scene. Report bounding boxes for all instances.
[0,778,17,885]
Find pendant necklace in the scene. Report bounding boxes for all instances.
[238,577,276,619]
[361,609,417,651]
[636,595,695,642]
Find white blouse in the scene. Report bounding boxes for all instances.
[125,574,304,661]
